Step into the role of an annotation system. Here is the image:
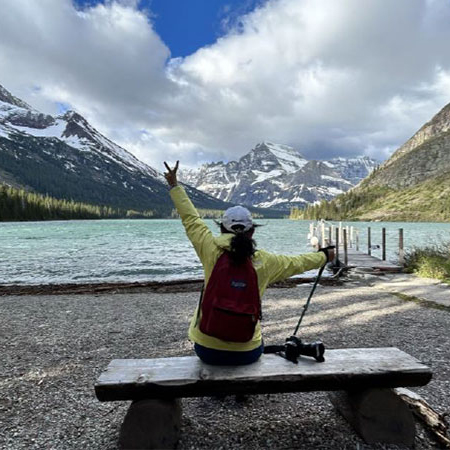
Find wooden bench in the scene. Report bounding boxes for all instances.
[95,347,432,449]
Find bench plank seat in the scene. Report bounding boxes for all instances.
[95,347,431,402]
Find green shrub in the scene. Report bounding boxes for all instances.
[404,244,450,283]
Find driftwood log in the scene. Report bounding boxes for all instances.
[395,388,450,448]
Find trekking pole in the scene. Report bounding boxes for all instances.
[292,263,326,336]
[264,247,334,363]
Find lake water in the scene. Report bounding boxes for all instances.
[0,219,449,285]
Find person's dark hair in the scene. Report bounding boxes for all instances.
[220,224,257,265]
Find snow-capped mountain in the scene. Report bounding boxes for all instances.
[0,84,231,215]
[0,84,159,177]
[179,142,378,210]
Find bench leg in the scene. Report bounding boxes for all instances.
[119,398,182,450]
[328,388,415,446]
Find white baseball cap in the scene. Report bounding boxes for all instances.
[222,206,253,232]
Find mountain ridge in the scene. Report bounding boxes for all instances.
[0,83,241,217]
[179,142,378,210]
[385,102,450,168]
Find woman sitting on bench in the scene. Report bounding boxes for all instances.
[164,161,333,366]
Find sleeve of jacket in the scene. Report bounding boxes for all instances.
[259,250,327,285]
[169,185,215,267]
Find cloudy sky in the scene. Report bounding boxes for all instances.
[1,0,450,169]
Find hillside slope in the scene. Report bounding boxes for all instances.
[296,102,450,221]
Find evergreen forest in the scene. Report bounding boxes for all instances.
[0,184,155,221]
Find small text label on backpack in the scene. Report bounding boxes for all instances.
[231,280,247,289]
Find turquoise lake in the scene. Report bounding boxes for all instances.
[0,219,449,285]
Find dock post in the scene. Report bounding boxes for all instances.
[335,227,340,263]
[350,226,354,248]
[346,226,350,248]
[368,227,371,256]
[343,228,348,266]
[339,222,343,243]
[356,228,359,251]
[329,225,333,245]
[321,221,326,247]
[399,228,404,266]
[382,228,386,261]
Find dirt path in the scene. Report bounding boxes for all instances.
[1,280,449,449]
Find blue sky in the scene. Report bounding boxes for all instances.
[149,0,265,57]
[1,0,450,168]
[75,0,264,57]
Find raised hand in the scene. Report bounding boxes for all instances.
[319,245,335,263]
[164,161,179,188]
[327,247,335,263]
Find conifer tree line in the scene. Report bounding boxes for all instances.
[290,197,347,220]
[0,184,155,221]
[290,180,450,222]
[289,188,388,220]
[290,165,389,220]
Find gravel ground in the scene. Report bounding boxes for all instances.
[1,278,449,449]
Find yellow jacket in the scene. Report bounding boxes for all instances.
[170,186,326,351]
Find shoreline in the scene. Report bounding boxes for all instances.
[0,276,341,296]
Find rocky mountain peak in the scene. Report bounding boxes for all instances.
[61,110,94,140]
[62,110,85,122]
[386,101,450,167]
[422,102,450,133]
[252,141,306,161]
[360,100,450,190]
[179,142,377,210]
[0,84,55,129]
[241,141,308,174]
[0,84,31,109]
[0,106,54,131]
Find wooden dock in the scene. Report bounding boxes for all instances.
[309,220,404,273]
[339,247,403,272]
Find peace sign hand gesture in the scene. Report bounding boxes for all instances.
[164,160,179,188]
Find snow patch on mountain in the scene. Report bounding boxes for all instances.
[262,143,308,172]
[13,119,66,138]
[0,92,163,180]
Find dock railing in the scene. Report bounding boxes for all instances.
[308,220,405,266]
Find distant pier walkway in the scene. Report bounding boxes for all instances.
[341,247,403,272]
[309,220,404,273]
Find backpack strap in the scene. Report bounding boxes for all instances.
[194,251,226,327]
[194,284,204,327]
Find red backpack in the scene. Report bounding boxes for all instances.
[199,252,261,342]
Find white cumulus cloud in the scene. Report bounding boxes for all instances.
[1,0,450,169]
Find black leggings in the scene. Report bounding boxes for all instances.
[194,343,263,365]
